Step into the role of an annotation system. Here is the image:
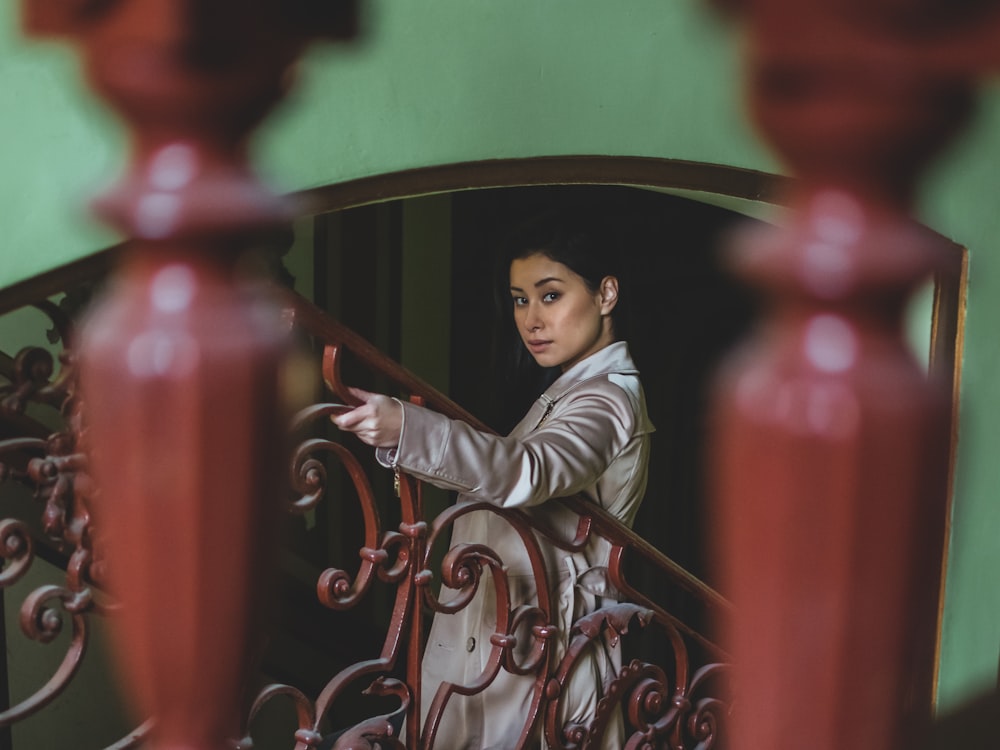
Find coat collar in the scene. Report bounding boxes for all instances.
[541,341,639,404]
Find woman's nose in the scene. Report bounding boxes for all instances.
[523,307,542,331]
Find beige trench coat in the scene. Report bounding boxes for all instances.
[379,342,654,749]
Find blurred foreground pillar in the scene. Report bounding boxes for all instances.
[706,2,1000,749]
[22,2,356,747]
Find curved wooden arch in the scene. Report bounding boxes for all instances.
[0,152,964,414]
[0,156,788,317]
[293,155,792,215]
[293,152,963,413]
[293,156,965,709]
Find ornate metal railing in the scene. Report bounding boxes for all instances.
[0,304,153,749]
[0,289,731,749]
[11,0,987,749]
[240,291,733,749]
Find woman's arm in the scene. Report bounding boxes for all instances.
[336,382,637,508]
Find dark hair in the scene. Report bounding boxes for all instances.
[489,204,629,430]
[509,209,615,277]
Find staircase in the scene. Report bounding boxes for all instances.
[0,283,731,749]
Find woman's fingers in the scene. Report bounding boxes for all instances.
[346,386,375,404]
[329,393,402,448]
[330,403,368,430]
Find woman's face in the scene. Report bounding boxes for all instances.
[509,252,618,372]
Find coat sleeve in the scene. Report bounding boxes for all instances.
[386,381,636,508]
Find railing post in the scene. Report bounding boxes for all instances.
[706,2,1000,749]
[21,2,356,748]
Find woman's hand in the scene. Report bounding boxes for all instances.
[331,387,403,448]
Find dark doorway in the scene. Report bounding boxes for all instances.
[448,184,761,587]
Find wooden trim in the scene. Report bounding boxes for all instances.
[0,246,121,317]
[930,244,970,705]
[294,155,792,215]
[1,157,788,315]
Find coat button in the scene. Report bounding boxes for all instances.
[466,637,476,652]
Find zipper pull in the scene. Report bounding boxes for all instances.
[393,466,401,497]
[534,396,556,430]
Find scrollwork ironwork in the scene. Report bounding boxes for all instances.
[0,584,89,724]
[0,302,76,418]
[675,664,731,750]
[0,516,35,587]
[327,677,409,750]
[102,719,154,750]
[241,682,318,749]
[240,304,735,749]
[0,318,150,745]
[0,290,733,748]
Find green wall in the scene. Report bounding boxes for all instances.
[0,3,122,291]
[922,91,1000,708]
[1,0,997,716]
[0,0,769,290]
[255,2,770,190]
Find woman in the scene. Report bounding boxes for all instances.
[333,210,654,749]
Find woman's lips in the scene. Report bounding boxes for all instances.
[527,340,551,353]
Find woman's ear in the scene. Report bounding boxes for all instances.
[599,276,619,315]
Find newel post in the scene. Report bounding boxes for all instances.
[705,2,1000,749]
[21,2,356,748]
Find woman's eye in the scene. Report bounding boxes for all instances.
[512,296,528,306]
[542,292,560,303]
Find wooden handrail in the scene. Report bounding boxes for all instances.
[282,289,489,429]
[1,278,731,748]
[280,286,730,619]
[272,284,733,747]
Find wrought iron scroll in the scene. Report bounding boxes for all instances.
[240,292,733,749]
[0,286,730,748]
[0,311,151,748]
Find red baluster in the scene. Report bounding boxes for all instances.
[706,2,1000,750]
[713,194,951,750]
[22,1,356,748]
[80,250,289,749]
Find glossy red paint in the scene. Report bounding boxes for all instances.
[81,252,288,747]
[711,194,951,750]
[23,1,357,747]
[706,2,1000,749]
